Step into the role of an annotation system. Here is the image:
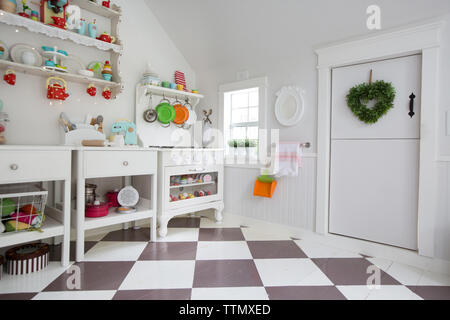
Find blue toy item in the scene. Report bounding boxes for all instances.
[111,120,137,146]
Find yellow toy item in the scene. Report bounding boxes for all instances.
[5,221,30,233]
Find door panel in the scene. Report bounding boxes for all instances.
[329,139,419,250]
[331,55,422,140]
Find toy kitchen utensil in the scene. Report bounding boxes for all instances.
[183,100,197,128]
[0,41,9,60]
[173,100,189,126]
[106,190,120,208]
[111,120,138,145]
[143,92,157,123]
[47,77,70,101]
[3,69,16,86]
[155,97,176,127]
[85,183,97,205]
[117,186,139,214]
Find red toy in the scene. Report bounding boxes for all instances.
[87,84,97,96]
[102,1,110,8]
[102,87,111,100]
[3,70,16,86]
[41,0,69,28]
[47,77,69,101]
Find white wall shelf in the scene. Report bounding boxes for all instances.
[139,84,204,102]
[0,10,122,53]
[71,0,121,19]
[0,60,122,89]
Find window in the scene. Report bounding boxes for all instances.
[219,77,267,165]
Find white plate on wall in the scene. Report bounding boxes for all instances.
[10,44,43,67]
[0,41,9,60]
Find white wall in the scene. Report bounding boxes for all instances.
[193,4,450,261]
[0,0,196,146]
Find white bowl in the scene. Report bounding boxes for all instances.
[78,70,94,77]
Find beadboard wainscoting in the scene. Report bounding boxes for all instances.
[224,156,317,230]
[436,161,450,261]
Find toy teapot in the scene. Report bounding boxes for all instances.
[3,69,16,86]
[97,32,116,44]
[47,77,70,101]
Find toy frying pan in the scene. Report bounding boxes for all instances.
[173,97,189,126]
[155,97,176,127]
[143,92,157,123]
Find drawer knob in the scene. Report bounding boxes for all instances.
[10,164,19,171]
[123,161,129,167]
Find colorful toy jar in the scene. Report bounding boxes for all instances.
[0,0,17,14]
[47,77,69,101]
[101,61,113,81]
[3,69,16,86]
[88,19,97,38]
[77,19,87,35]
[111,120,138,145]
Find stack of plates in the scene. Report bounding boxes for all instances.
[10,44,42,67]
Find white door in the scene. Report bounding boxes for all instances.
[329,55,421,250]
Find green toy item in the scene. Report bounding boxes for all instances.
[4,221,30,233]
[257,175,276,183]
[1,198,17,217]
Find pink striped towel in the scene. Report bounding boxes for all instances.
[275,142,303,177]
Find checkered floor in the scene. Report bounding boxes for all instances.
[0,215,449,300]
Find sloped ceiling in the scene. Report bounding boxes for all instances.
[145,0,450,72]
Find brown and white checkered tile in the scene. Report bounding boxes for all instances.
[1,216,450,300]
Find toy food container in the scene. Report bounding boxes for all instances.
[85,201,109,218]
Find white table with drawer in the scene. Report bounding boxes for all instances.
[157,148,224,237]
[0,145,73,267]
[73,147,158,262]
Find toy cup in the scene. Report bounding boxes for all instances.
[3,70,16,86]
[78,20,87,35]
[87,84,97,97]
[102,87,112,100]
[88,22,97,38]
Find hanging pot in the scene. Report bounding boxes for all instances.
[172,97,189,127]
[155,97,176,127]
[143,92,157,123]
[183,100,197,129]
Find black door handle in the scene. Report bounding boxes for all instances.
[409,93,416,118]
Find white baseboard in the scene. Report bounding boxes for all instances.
[225,212,450,276]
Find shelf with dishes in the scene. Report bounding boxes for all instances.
[74,198,155,231]
[0,10,122,53]
[0,42,122,98]
[70,0,121,19]
[139,84,204,102]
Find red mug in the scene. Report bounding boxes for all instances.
[87,84,97,97]
[102,87,112,100]
[4,70,16,86]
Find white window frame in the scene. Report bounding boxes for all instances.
[219,77,268,168]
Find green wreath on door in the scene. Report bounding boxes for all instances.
[346,80,396,124]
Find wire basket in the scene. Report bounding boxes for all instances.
[0,184,48,235]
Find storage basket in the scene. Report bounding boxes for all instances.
[0,184,48,235]
[6,243,49,275]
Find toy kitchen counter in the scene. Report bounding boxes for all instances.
[153,147,225,238]
[72,147,158,262]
